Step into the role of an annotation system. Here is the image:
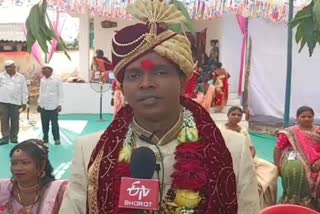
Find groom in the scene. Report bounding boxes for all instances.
[59,0,260,213]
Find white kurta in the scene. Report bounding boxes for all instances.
[38,76,64,110]
[0,71,28,105]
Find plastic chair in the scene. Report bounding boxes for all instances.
[261,204,319,214]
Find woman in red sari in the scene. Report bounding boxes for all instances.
[213,67,230,112]
[274,106,320,211]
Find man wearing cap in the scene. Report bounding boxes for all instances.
[0,60,28,145]
[60,0,260,213]
[37,65,63,145]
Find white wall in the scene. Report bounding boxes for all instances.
[193,18,224,54]
[94,17,140,60]
[79,14,90,81]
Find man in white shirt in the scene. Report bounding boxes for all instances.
[37,65,63,145]
[0,60,28,145]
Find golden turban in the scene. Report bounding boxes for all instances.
[111,0,194,82]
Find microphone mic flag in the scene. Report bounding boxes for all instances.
[118,147,160,211]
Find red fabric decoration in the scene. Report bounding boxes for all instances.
[87,97,238,213]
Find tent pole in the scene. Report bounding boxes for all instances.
[284,0,294,127]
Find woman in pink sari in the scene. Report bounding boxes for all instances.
[274,106,320,211]
[0,139,67,214]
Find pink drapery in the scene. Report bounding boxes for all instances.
[23,11,61,65]
[236,15,248,96]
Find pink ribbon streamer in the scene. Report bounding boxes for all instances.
[48,11,61,62]
[236,15,248,96]
[23,25,44,66]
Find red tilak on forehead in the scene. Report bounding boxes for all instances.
[140,60,155,71]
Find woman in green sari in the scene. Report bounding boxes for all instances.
[274,106,320,211]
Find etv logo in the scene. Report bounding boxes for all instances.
[127,181,151,200]
[119,177,159,210]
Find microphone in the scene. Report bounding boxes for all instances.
[130,147,156,179]
[138,132,164,204]
[118,147,160,212]
[130,147,156,214]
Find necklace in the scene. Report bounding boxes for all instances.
[299,125,315,134]
[225,123,241,133]
[17,188,40,214]
[18,183,40,192]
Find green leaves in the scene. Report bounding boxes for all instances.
[168,0,195,34]
[291,0,320,56]
[25,0,70,62]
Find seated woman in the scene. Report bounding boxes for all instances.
[274,106,320,211]
[222,106,278,209]
[91,49,112,83]
[193,60,216,112]
[193,61,229,113]
[0,139,68,213]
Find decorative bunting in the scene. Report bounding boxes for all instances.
[0,0,311,23]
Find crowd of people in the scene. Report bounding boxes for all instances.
[186,54,230,113]
[0,0,319,213]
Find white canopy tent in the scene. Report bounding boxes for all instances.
[248,18,320,120]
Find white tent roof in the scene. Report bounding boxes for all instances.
[0,7,79,43]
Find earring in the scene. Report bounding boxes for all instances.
[40,171,46,178]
